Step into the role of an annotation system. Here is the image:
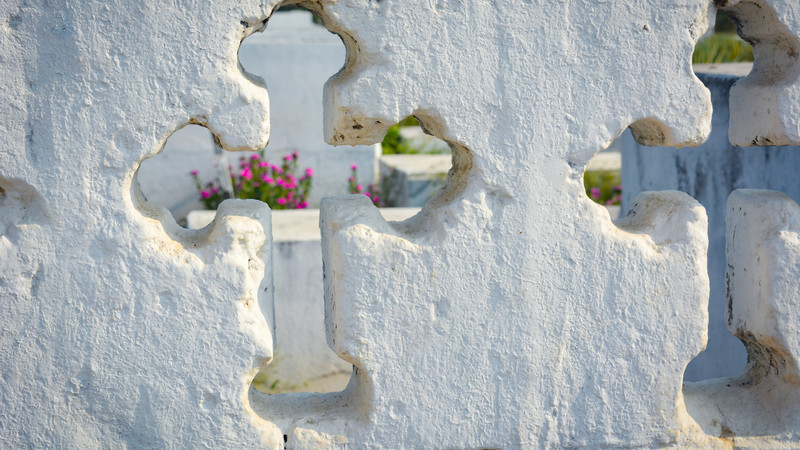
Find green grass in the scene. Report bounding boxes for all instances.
[693,33,754,64]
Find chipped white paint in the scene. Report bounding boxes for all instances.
[723,0,800,146]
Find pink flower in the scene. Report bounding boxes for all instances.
[211,187,219,194]
[240,168,252,180]
[589,187,601,199]
[191,170,198,177]
[372,196,380,203]
[259,161,270,168]
[201,191,211,199]
[283,154,291,161]
[292,151,298,158]
[364,192,371,197]
[298,202,308,209]
[356,184,363,191]
[277,198,287,205]
[305,167,313,177]
[251,154,260,160]
[351,164,357,170]
[261,174,273,184]
[348,176,355,183]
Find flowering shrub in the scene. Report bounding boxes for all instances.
[192,150,312,210]
[585,169,621,206]
[348,164,382,207]
[192,170,228,209]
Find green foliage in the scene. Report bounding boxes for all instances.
[714,10,737,34]
[585,170,621,206]
[396,116,420,128]
[381,116,420,155]
[693,33,753,64]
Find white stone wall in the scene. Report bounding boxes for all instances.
[187,207,420,394]
[0,0,283,446]
[137,10,380,218]
[255,0,715,447]
[622,68,800,382]
[2,0,800,448]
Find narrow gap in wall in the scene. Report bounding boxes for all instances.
[582,139,622,219]
[136,124,224,227]
[370,116,453,212]
[237,4,353,212]
[238,5,356,395]
[692,10,753,77]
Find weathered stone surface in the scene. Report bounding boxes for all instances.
[622,68,800,381]
[0,0,282,446]
[722,0,800,146]
[8,0,800,447]
[251,0,714,447]
[682,190,800,446]
[189,208,420,395]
